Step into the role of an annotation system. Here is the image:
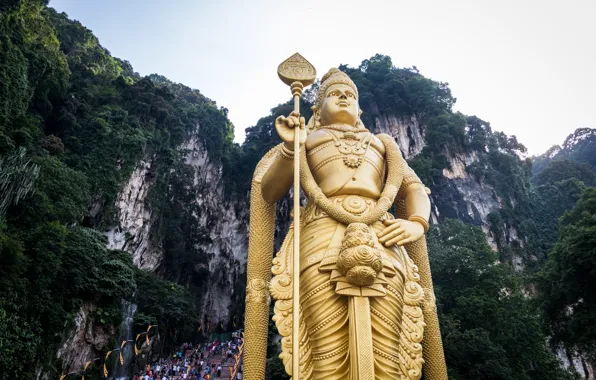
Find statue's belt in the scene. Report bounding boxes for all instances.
[302,194,393,226]
[301,195,407,284]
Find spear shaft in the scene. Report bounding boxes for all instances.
[277,53,316,380]
[292,81,302,380]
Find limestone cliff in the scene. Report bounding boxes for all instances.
[106,160,161,271]
[175,128,248,323]
[106,124,249,324]
[56,123,249,375]
[374,114,425,159]
[56,302,116,376]
[372,112,510,249]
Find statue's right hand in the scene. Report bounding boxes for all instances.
[275,111,306,150]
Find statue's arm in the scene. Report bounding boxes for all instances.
[399,161,431,223]
[378,145,431,246]
[261,150,294,204]
[261,111,306,204]
[402,182,431,222]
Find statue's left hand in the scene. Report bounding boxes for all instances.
[377,219,424,247]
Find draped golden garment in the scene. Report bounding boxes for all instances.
[271,195,425,380]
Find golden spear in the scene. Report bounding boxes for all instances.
[277,53,316,380]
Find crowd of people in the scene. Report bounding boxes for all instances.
[134,337,243,380]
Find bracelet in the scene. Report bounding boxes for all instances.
[280,144,294,160]
[408,215,429,234]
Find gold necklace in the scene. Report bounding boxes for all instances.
[322,129,372,168]
[321,124,368,133]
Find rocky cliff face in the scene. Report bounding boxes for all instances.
[56,302,116,375]
[557,347,595,379]
[105,124,249,324]
[373,113,505,248]
[435,152,500,223]
[56,124,249,374]
[106,160,161,271]
[177,128,249,323]
[374,114,425,159]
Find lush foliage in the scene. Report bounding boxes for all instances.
[429,220,570,379]
[534,159,596,187]
[538,188,596,362]
[339,54,455,126]
[0,222,135,378]
[533,128,596,175]
[134,268,198,351]
[0,1,233,378]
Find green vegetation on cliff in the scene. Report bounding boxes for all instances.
[0,1,234,378]
[429,220,569,379]
[538,188,596,362]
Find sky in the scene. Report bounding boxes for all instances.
[49,0,595,155]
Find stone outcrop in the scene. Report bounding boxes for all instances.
[56,303,116,373]
[557,346,595,379]
[374,114,425,158]
[106,159,161,271]
[178,130,249,324]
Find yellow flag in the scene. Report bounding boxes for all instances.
[104,350,112,377]
[146,325,153,345]
[120,340,127,365]
[81,360,92,380]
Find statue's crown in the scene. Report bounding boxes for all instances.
[316,68,359,107]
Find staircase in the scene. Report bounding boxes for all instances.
[208,352,238,379]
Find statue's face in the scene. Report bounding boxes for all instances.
[319,83,359,126]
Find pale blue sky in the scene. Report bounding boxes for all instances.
[49,0,595,155]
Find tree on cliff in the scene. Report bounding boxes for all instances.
[428,220,569,380]
[539,187,596,363]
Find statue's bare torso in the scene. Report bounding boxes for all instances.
[305,128,386,199]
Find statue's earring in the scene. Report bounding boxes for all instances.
[356,109,364,128]
[312,106,321,129]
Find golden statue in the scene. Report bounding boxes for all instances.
[244,55,447,380]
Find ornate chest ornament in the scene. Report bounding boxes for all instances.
[322,128,372,168]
